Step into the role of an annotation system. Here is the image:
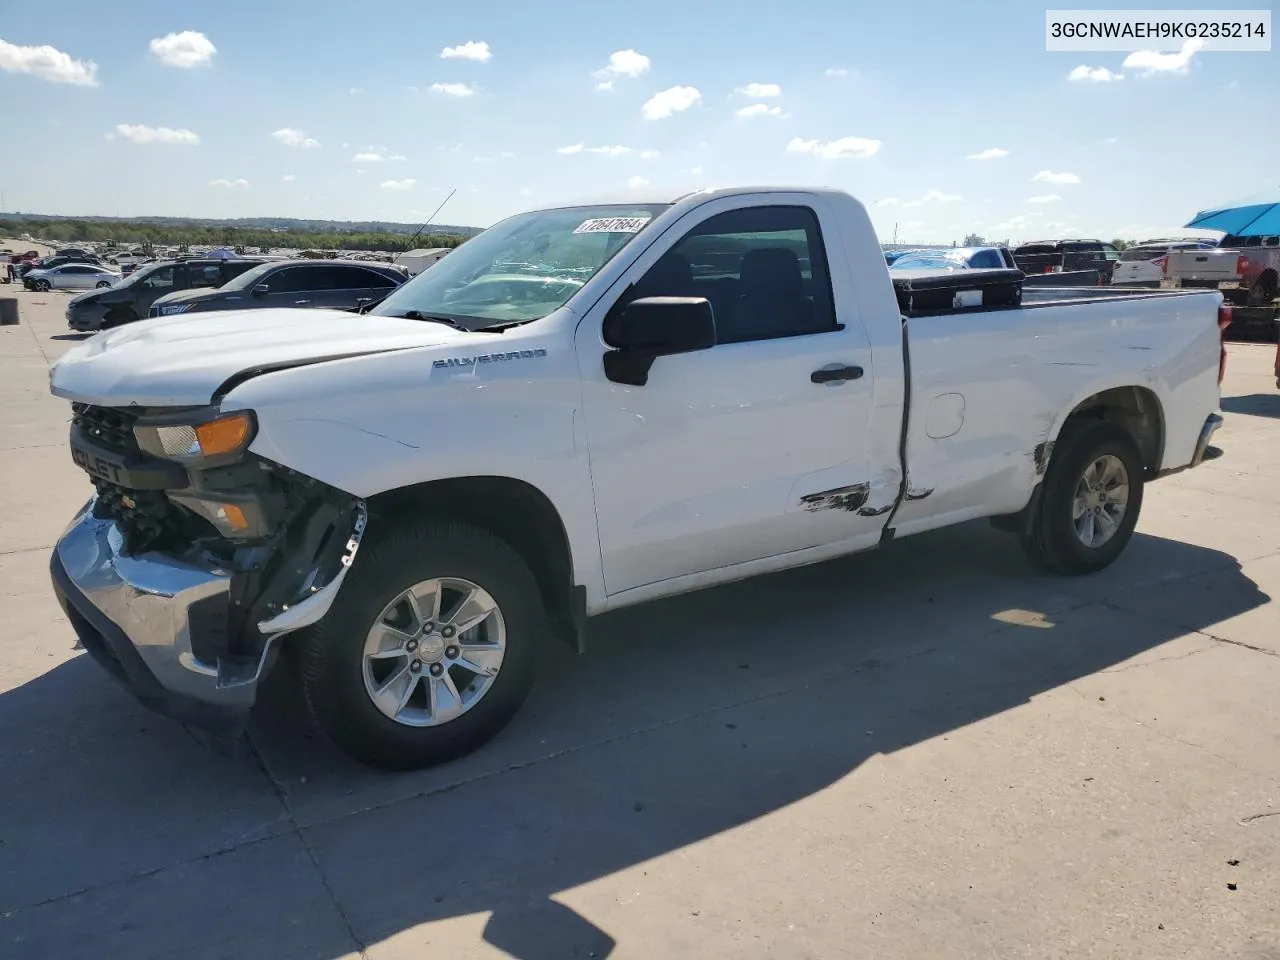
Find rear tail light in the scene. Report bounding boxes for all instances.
[1218,304,1233,384]
[1155,256,1168,274]
[1236,254,1248,277]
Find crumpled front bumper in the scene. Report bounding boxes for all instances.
[50,501,255,738]
[49,498,365,740]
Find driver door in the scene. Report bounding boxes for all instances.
[575,195,883,597]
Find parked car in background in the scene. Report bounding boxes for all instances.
[888,246,1018,271]
[148,259,406,317]
[24,263,121,292]
[17,253,103,279]
[65,257,275,331]
[1161,235,1280,306]
[884,249,923,265]
[1111,239,1218,287]
[1012,239,1121,282]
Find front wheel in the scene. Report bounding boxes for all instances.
[95,280,112,288]
[300,518,543,770]
[1021,420,1145,575]
[32,279,50,292]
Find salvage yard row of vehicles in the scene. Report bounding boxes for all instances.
[47,186,1228,770]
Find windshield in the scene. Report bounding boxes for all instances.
[219,261,276,291]
[370,203,669,329]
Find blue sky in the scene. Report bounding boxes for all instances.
[1,0,1276,243]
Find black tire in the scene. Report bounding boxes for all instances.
[95,280,112,288]
[101,308,137,329]
[1021,419,1145,575]
[1247,272,1278,308]
[33,279,50,292]
[300,518,544,771]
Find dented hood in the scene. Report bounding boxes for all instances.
[49,307,472,407]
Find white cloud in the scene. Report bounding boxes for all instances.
[1027,194,1061,204]
[642,85,701,120]
[586,145,632,156]
[429,82,476,97]
[348,87,362,95]
[903,189,961,208]
[149,31,216,69]
[440,40,491,62]
[690,165,705,175]
[1068,65,1124,83]
[381,179,416,191]
[1104,136,1120,144]
[112,124,200,145]
[0,39,98,86]
[735,82,781,98]
[556,144,583,155]
[353,151,385,162]
[1123,38,1203,75]
[388,153,407,161]
[736,103,785,118]
[594,49,650,82]
[824,67,848,77]
[786,136,881,160]
[640,149,661,160]
[282,174,296,182]
[966,147,1008,160]
[1032,170,1080,184]
[271,127,320,149]
[627,176,650,189]
[595,80,613,91]
[875,197,901,207]
[209,178,248,188]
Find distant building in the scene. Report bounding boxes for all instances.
[963,233,985,247]
[393,247,452,276]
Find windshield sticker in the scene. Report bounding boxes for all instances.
[573,216,651,235]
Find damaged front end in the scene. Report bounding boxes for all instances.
[50,401,366,743]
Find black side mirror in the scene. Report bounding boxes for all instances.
[252,283,269,297]
[604,296,716,386]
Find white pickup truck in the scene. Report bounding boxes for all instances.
[48,187,1227,770]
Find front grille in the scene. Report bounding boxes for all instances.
[71,403,142,457]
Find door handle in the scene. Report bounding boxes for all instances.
[811,364,863,384]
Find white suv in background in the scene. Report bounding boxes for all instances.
[1112,239,1217,287]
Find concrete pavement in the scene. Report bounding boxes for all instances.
[1,279,1277,959]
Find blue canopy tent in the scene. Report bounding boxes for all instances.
[1185,188,1280,237]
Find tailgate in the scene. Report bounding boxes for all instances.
[1165,249,1237,281]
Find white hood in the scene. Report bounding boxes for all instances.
[50,308,474,407]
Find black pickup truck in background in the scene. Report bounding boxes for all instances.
[64,257,274,331]
[1012,239,1121,284]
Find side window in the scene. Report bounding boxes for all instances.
[187,264,222,288]
[620,205,837,345]
[326,266,389,290]
[266,266,328,293]
[141,266,175,289]
[968,249,1002,269]
[353,268,398,289]
[64,265,92,275]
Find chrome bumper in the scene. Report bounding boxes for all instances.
[1190,413,1224,468]
[50,501,259,735]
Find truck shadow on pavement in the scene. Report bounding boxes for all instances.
[1221,394,1280,420]
[0,522,1269,959]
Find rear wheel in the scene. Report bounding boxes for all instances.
[1021,420,1145,575]
[300,518,543,770]
[32,279,50,292]
[1247,272,1278,308]
[95,280,112,288]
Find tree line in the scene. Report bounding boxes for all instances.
[0,217,471,254]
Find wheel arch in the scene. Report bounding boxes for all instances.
[366,475,585,651]
[1044,383,1166,479]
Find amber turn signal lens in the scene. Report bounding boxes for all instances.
[218,503,250,532]
[194,413,253,457]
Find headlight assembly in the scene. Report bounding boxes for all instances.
[134,410,257,463]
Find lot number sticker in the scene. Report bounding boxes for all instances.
[573,216,651,234]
